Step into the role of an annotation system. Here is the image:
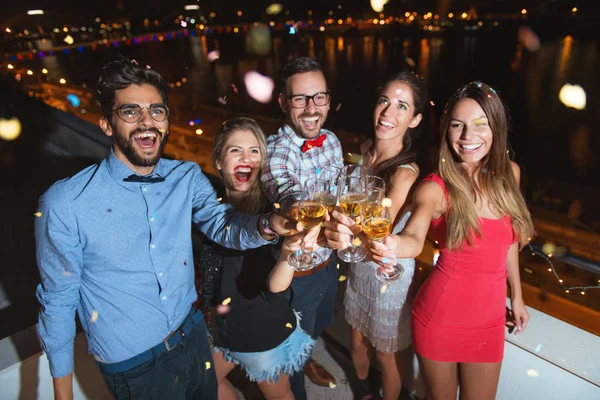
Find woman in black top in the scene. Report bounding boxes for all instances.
[198,117,314,400]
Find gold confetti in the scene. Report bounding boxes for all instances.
[381,198,392,208]
[90,310,99,323]
[380,284,388,294]
[34,212,42,217]
[205,361,211,370]
[274,203,281,210]
[329,382,337,389]
[336,263,340,269]
[158,128,166,133]
[338,275,347,282]
[217,197,223,202]
[222,297,232,306]
[285,323,293,329]
[441,158,446,163]
[62,271,71,277]
[352,237,362,247]
[225,226,230,230]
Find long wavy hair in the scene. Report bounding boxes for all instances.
[212,117,269,214]
[365,71,428,191]
[438,82,535,250]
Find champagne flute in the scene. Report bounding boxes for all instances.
[336,166,368,263]
[288,179,328,271]
[362,197,405,283]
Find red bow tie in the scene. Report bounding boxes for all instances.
[301,134,326,153]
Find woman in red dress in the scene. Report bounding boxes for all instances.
[333,81,536,399]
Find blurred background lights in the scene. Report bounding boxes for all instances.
[184,5,199,10]
[63,35,74,45]
[0,117,22,141]
[559,84,586,110]
[59,78,66,84]
[27,10,44,15]
[66,94,80,107]
[370,0,389,13]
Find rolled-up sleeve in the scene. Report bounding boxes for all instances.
[35,182,82,378]
[191,165,269,249]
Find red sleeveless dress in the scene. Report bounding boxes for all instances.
[411,174,516,363]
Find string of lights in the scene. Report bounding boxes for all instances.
[526,243,600,295]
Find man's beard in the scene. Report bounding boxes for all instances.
[113,125,169,167]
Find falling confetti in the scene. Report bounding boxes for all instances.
[158,128,167,133]
[207,50,220,62]
[266,3,283,15]
[90,310,99,323]
[285,323,293,329]
[430,101,435,106]
[518,25,540,52]
[339,275,347,282]
[382,198,392,208]
[217,96,228,105]
[244,71,274,104]
[404,56,416,68]
[441,158,446,163]
[336,103,342,112]
[231,84,238,93]
[62,271,71,277]
[34,212,42,217]
[217,197,223,202]
[380,284,388,294]
[205,361,211,370]
[352,237,362,247]
[274,203,281,210]
[329,382,337,389]
[216,304,231,314]
[222,297,232,306]
[225,226,230,231]
[336,263,340,269]
[174,376,179,385]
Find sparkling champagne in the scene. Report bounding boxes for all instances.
[317,193,337,213]
[339,194,366,219]
[362,217,392,241]
[298,202,326,228]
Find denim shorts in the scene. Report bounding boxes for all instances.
[213,312,314,383]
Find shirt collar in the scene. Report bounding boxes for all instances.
[106,147,167,183]
[280,124,327,149]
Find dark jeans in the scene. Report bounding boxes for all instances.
[288,255,340,400]
[100,319,217,400]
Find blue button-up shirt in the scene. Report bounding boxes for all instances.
[35,150,270,378]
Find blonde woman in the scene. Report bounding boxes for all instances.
[197,117,314,400]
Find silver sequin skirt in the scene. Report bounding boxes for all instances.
[344,212,416,353]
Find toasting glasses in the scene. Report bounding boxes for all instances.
[287,178,329,271]
[336,165,368,263]
[361,194,405,283]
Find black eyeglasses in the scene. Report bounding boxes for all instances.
[286,91,331,109]
[108,104,170,123]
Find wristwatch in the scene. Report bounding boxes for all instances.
[260,212,280,240]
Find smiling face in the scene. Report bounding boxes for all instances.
[215,129,263,195]
[100,84,169,174]
[278,70,330,139]
[373,81,422,143]
[447,98,493,167]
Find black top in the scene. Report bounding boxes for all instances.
[199,239,297,353]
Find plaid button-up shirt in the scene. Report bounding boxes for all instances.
[262,124,344,261]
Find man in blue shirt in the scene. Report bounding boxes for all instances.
[35,60,295,400]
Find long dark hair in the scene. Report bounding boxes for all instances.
[95,58,168,118]
[367,71,428,192]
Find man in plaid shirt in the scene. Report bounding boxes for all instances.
[261,57,343,398]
